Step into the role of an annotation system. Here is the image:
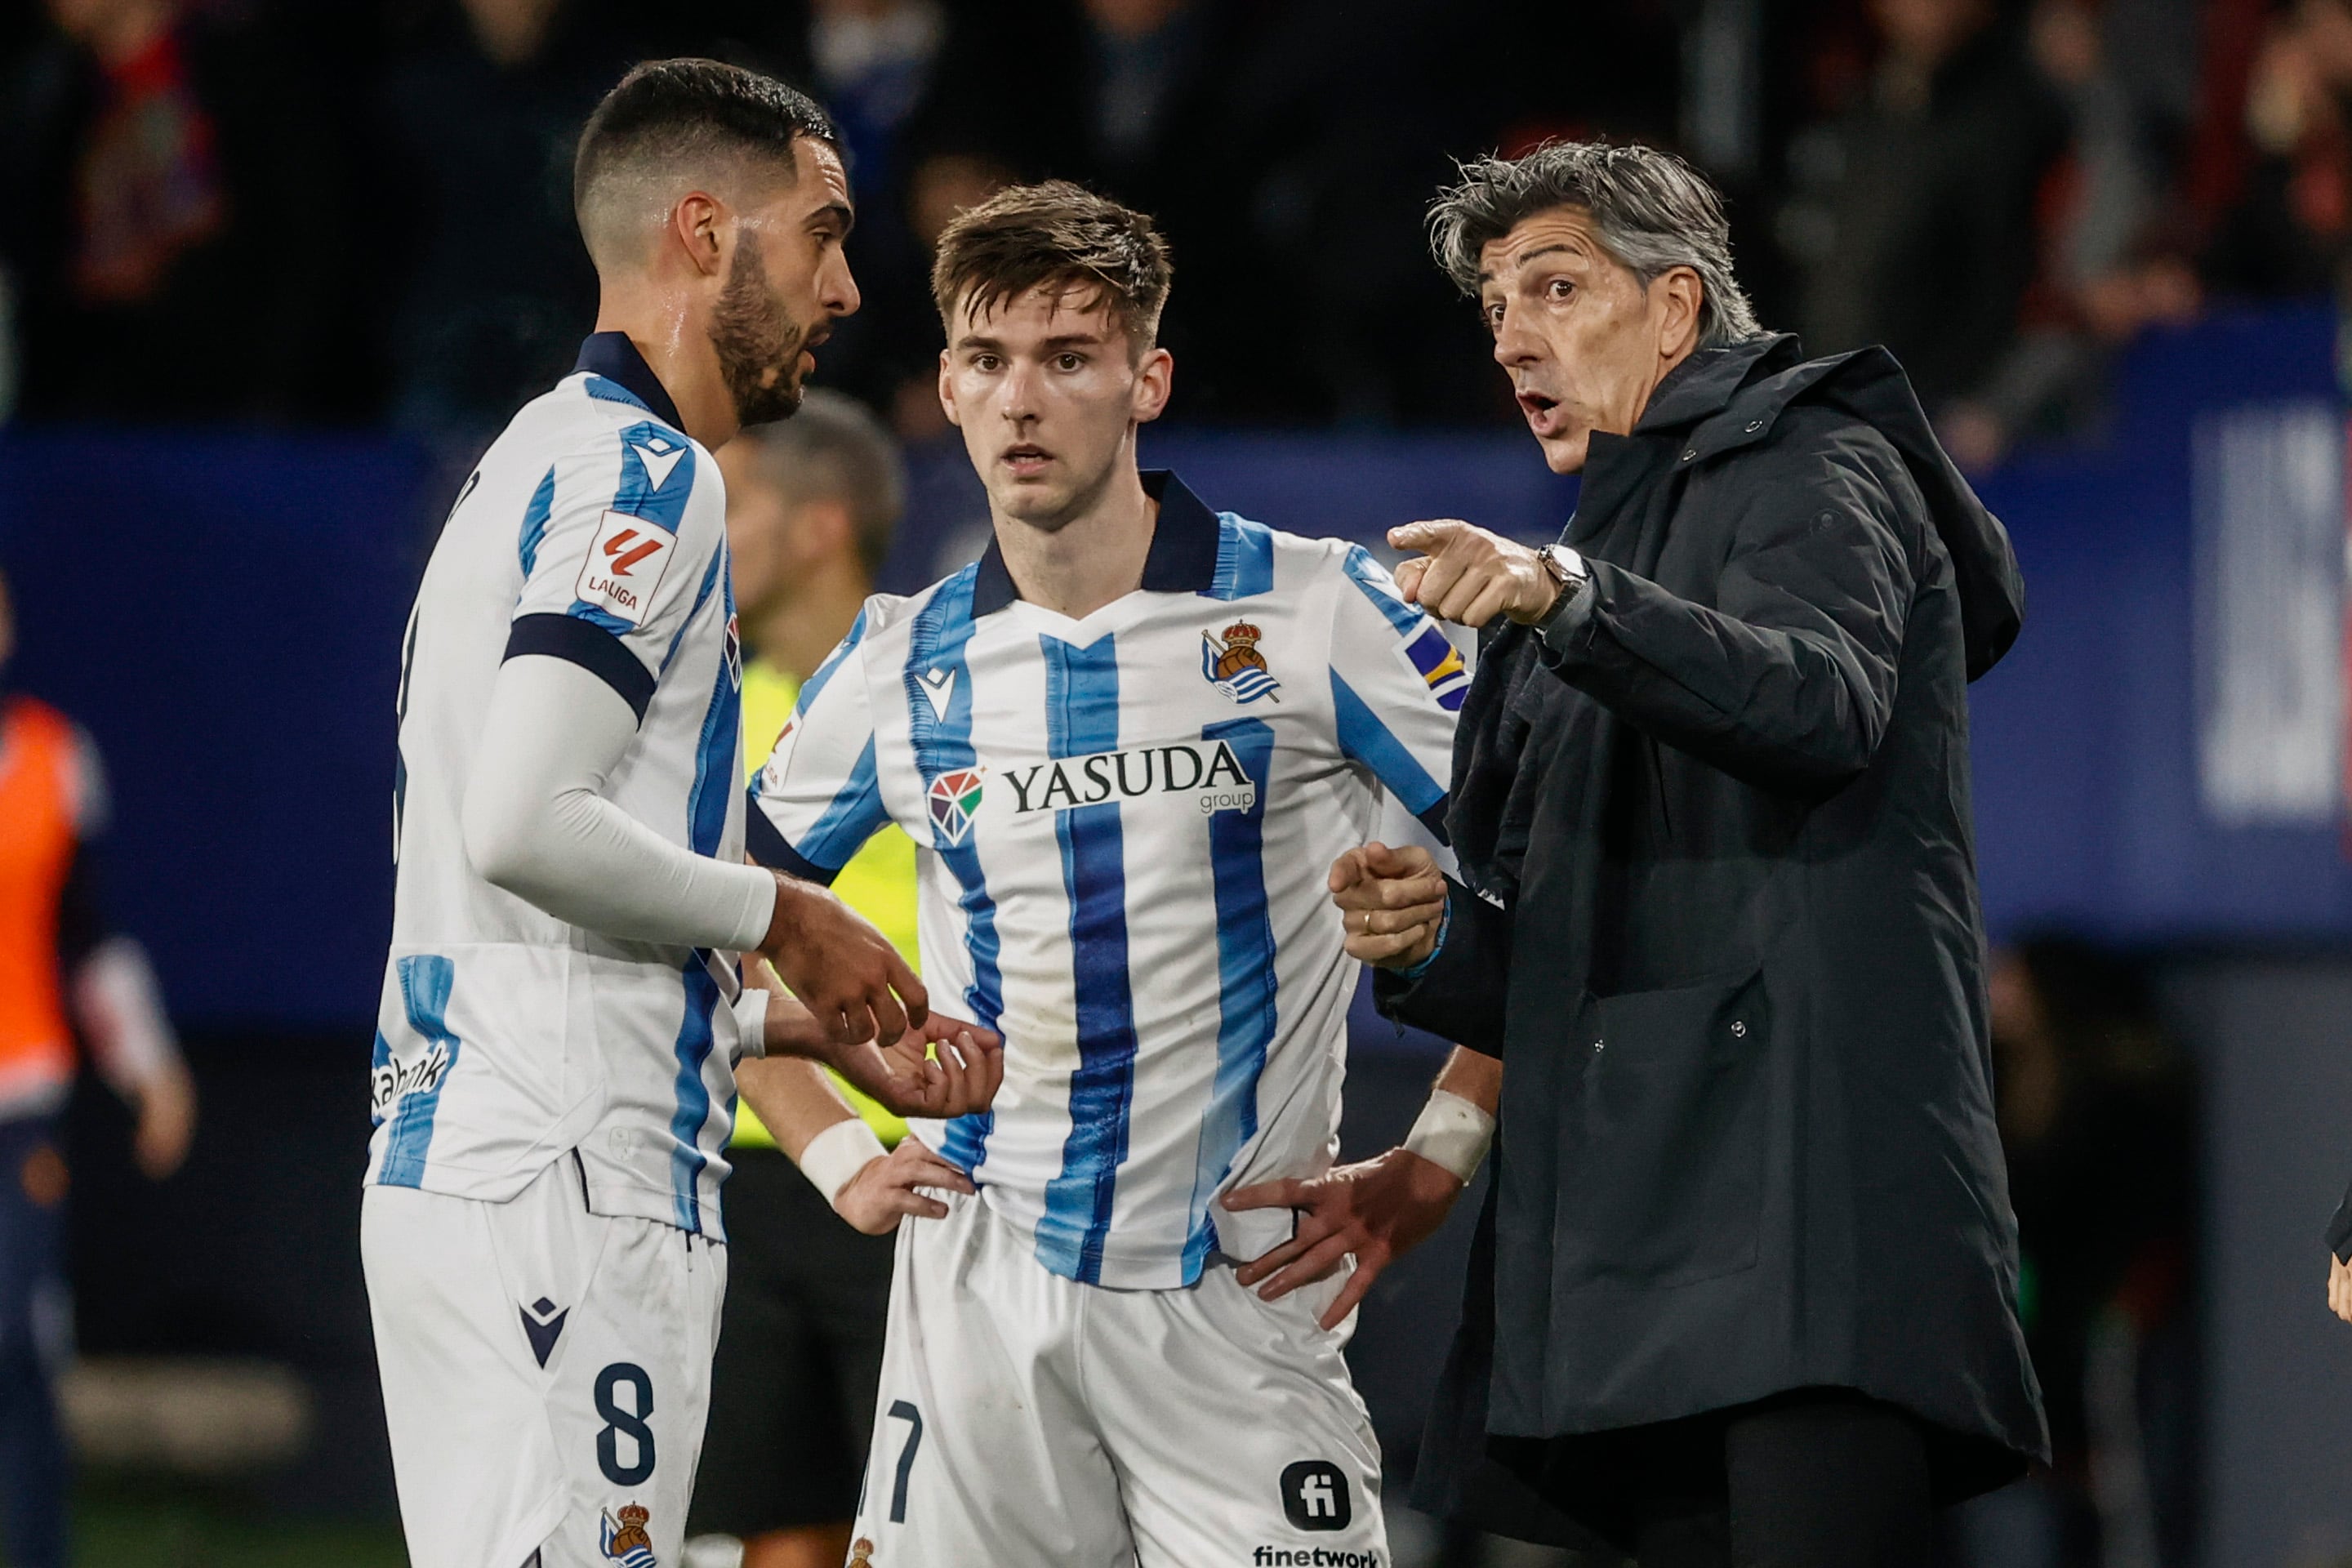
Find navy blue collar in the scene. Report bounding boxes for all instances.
[574,332,686,433]
[970,470,1222,617]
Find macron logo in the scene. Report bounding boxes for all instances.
[633,439,685,491]
[917,666,956,721]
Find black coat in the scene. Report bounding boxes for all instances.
[1380,335,2048,1539]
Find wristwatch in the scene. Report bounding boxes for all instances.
[1535,544,1589,616]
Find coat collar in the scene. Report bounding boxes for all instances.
[1584,332,2027,681]
[971,469,1221,617]
[574,332,687,433]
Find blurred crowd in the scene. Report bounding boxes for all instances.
[0,0,2347,459]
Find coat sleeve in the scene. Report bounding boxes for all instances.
[1539,444,1917,792]
[1372,880,1512,1055]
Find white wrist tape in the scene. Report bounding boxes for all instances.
[800,1117,889,1209]
[729,988,769,1063]
[1403,1089,1495,1184]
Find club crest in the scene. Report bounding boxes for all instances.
[926,767,985,845]
[600,1503,656,1567]
[1201,621,1281,705]
[849,1539,876,1568]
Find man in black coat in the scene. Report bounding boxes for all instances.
[1239,141,2047,1566]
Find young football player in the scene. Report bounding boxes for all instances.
[745,181,1474,1567]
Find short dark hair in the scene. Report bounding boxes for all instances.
[930,180,1173,350]
[1427,140,1762,349]
[728,390,904,577]
[573,59,835,262]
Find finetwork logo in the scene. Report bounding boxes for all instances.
[1279,1460,1352,1531]
[1250,1549,1381,1567]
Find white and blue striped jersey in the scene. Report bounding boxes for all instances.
[368,333,747,1238]
[748,472,1466,1289]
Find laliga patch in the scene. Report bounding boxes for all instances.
[575,511,678,627]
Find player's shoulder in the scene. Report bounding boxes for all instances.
[500,374,711,501]
[829,583,938,666]
[1221,516,1416,615]
[1177,503,1374,606]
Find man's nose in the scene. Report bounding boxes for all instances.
[998,359,1040,418]
[1491,302,1542,368]
[822,251,861,319]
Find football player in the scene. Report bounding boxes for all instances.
[746,181,1476,1567]
[363,60,997,1568]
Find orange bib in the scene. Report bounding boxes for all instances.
[0,699,82,1089]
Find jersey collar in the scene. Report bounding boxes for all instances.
[573,332,687,434]
[971,470,1221,617]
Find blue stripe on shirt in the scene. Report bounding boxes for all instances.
[378,955,461,1188]
[1331,667,1446,821]
[611,421,696,532]
[903,569,1004,1174]
[662,544,726,677]
[684,577,740,860]
[1033,635,1138,1285]
[1207,514,1278,600]
[368,1031,392,1128]
[518,466,556,577]
[667,961,722,1234]
[795,605,870,719]
[1183,715,1279,1279]
[795,737,888,870]
[1342,545,1426,636]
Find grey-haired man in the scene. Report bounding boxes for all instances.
[1247,140,2049,1566]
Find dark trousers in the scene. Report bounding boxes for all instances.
[1530,1390,1935,1568]
[0,1116,69,1568]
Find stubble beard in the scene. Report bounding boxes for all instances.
[711,241,808,428]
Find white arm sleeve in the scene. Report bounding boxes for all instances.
[462,654,776,951]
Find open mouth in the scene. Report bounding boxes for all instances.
[1002,443,1053,476]
[1515,388,1573,437]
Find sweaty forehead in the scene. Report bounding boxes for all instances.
[801,138,850,202]
[1478,207,1604,287]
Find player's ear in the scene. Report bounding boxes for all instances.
[671,191,726,278]
[1131,345,1173,426]
[937,349,962,429]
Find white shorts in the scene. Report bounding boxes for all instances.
[850,1191,1388,1568]
[363,1157,726,1568]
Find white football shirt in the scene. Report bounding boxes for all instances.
[368,333,747,1238]
[749,472,1465,1288]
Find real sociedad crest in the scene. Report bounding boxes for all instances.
[1201,620,1281,705]
[927,768,985,845]
[599,1504,657,1567]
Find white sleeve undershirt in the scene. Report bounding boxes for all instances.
[461,653,775,953]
